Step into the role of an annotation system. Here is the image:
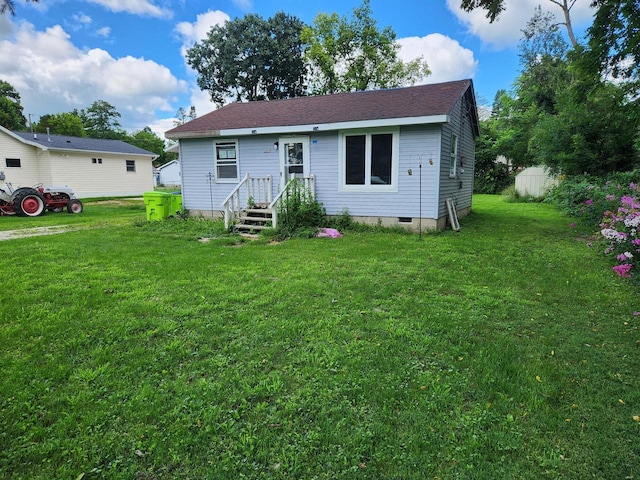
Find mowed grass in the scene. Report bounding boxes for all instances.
[0,195,638,479]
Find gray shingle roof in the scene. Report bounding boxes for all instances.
[13,131,156,156]
[166,79,478,138]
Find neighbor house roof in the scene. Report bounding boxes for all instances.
[166,79,479,139]
[7,128,156,157]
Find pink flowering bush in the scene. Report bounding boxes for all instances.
[600,186,640,281]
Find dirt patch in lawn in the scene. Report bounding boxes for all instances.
[0,225,82,241]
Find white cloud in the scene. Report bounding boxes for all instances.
[0,21,187,132]
[232,0,253,10]
[175,9,230,48]
[398,34,478,84]
[96,26,111,37]
[72,14,92,25]
[87,0,172,19]
[446,0,594,48]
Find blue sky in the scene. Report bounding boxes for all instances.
[0,0,595,138]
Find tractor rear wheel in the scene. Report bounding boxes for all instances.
[67,199,83,214]
[14,189,46,217]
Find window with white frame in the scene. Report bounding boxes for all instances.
[126,160,136,172]
[215,141,238,182]
[92,157,103,164]
[341,129,398,192]
[449,134,458,178]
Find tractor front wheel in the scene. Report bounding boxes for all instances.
[67,199,83,214]
[14,190,46,217]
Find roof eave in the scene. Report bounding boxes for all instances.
[166,115,450,140]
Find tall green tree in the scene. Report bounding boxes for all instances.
[187,12,307,105]
[173,106,197,127]
[529,81,638,175]
[0,80,27,130]
[585,0,639,89]
[78,100,125,139]
[488,9,571,167]
[302,0,429,94]
[460,0,638,87]
[35,112,85,136]
[125,127,170,166]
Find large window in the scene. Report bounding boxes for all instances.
[341,130,398,192]
[215,141,238,182]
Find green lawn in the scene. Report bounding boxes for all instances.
[1,195,638,479]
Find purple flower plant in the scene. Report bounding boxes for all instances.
[600,191,640,281]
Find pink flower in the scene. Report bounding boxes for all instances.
[585,199,593,205]
[613,263,633,278]
[606,194,616,201]
[570,222,576,228]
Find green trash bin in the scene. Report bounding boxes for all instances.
[169,192,182,217]
[143,191,171,221]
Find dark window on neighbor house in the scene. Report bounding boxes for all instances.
[215,141,238,182]
[126,160,136,172]
[92,158,103,164]
[6,158,21,168]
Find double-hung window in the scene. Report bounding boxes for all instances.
[215,141,238,182]
[341,129,398,192]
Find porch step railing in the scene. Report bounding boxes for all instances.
[268,174,315,230]
[222,174,272,230]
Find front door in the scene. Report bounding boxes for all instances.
[279,136,310,188]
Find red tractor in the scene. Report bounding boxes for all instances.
[0,171,83,217]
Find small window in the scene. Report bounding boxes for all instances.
[92,158,103,164]
[6,158,21,168]
[126,160,136,172]
[215,141,238,182]
[450,134,458,178]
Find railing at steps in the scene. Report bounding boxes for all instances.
[268,174,315,230]
[222,174,272,230]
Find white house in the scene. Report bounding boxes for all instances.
[156,159,181,187]
[165,79,479,231]
[1,126,156,197]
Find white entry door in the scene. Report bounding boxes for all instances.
[279,136,310,187]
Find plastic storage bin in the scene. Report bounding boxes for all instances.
[143,191,170,221]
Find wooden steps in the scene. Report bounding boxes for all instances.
[234,207,273,232]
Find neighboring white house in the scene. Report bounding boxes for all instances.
[165,79,480,231]
[0,126,157,197]
[156,159,181,187]
[515,166,558,197]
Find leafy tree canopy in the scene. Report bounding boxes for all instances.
[75,100,125,139]
[35,112,85,137]
[187,12,307,105]
[302,0,429,94]
[0,79,27,130]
